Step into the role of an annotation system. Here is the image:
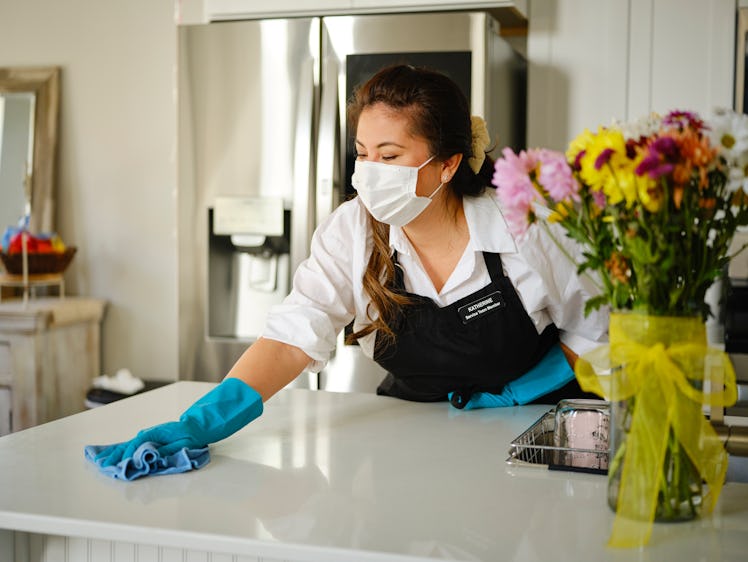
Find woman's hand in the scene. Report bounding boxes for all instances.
[449,343,575,409]
[93,420,206,467]
[89,378,263,469]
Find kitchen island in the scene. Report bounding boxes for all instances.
[1,382,747,562]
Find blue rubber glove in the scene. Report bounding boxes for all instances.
[450,343,575,410]
[92,378,263,467]
[449,387,516,409]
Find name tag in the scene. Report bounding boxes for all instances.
[457,291,506,324]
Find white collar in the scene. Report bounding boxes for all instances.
[388,190,517,256]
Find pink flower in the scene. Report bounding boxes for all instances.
[591,189,607,208]
[537,149,580,202]
[493,147,540,234]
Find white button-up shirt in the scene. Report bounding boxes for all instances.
[263,191,609,372]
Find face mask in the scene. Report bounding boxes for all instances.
[351,156,445,227]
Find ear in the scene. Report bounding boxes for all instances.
[439,153,463,183]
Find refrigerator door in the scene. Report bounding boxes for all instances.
[177,18,319,384]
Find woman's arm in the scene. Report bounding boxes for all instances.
[225,337,312,402]
[89,338,312,475]
[516,221,609,356]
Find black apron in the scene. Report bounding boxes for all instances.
[374,251,559,406]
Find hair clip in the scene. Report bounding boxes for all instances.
[468,116,490,173]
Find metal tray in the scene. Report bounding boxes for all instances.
[506,404,610,473]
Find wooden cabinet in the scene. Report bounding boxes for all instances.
[0,298,106,435]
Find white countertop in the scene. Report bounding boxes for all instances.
[1,382,747,561]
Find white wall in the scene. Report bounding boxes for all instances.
[0,0,179,381]
[527,0,735,150]
[527,0,630,150]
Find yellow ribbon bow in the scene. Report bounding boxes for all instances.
[575,313,737,548]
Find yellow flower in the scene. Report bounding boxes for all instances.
[600,169,635,207]
[636,174,663,213]
[566,128,595,163]
[579,128,630,205]
[548,200,572,223]
[599,175,624,205]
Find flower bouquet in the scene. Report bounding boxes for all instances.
[493,109,746,547]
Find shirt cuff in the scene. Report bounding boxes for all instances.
[262,305,340,373]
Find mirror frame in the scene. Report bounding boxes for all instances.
[0,66,60,233]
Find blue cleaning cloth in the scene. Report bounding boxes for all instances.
[450,343,575,410]
[85,442,210,481]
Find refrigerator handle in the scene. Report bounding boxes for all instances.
[315,62,339,229]
[290,59,316,276]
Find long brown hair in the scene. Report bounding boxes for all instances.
[345,65,496,350]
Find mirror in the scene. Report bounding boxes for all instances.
[0,66,60,235]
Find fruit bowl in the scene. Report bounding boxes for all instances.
[0,247,77,276]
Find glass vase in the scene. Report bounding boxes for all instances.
[605,313,707,524]
[607,394,703,521]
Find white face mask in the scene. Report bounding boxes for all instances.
[351,156,445,227]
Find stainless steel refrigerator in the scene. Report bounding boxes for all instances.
[177,12,526,387]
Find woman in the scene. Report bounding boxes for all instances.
[89,65,607,473]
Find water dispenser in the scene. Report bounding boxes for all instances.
[207,197,291,341]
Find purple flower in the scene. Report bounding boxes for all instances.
[594,148,615,170]
[635,155,674,179]
[537,149,580,202]
[635,136,679,179]
[663,110,706,132]
[572,150,585,171]
[650,136,678,159]
[625,140,639,159]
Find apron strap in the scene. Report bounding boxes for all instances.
[483,252,506,284]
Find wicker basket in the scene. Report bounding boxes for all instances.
[0,247,77,276]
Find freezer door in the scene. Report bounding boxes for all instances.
[177,18,319,383]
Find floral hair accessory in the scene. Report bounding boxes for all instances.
[468,115,491,173]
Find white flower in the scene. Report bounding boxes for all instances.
[728,165,748,193]
[710,109,748,193]
[611,113,662,141]
[710,108,748,157]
